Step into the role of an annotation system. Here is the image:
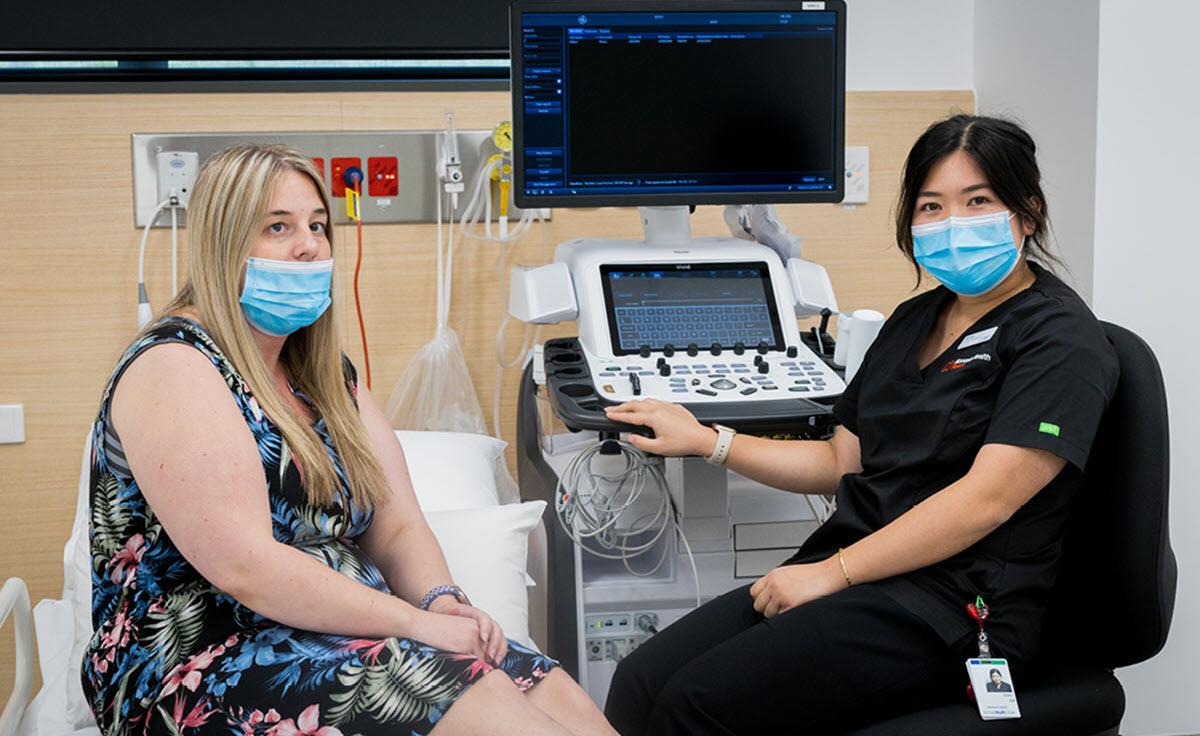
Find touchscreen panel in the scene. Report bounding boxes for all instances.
[601,262,784,355]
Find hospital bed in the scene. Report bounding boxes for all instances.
[1,430,549,736]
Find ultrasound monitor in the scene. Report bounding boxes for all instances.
[510,1,846,208]
[602,263,784,355]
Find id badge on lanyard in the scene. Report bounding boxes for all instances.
[964,596,1021,720]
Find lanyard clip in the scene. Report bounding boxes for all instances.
[967,595,989,625]
[967,595,992,658]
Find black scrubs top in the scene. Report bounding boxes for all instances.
[787,262,1119,663]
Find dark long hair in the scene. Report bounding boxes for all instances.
[895,114,1062,284]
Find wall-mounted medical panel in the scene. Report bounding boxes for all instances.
[132,131,547,226]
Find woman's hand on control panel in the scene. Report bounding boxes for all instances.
[604,399,715,457]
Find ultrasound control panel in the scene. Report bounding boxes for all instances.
[589,343,836,403]
[544,337,839,436]
[542,238,846,433]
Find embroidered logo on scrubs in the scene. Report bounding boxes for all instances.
[939,352,993,373]
[1038,422,1061,437]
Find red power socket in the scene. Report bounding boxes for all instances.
[367,156,399,197]
[329,157,362,198]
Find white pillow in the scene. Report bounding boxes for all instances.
[395,430,504,511]
[424,501,546,650]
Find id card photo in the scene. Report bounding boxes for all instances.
[966,658,1021,720]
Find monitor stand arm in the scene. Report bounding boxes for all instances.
[638,206,693,245]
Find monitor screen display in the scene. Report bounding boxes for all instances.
[511,2,846,208]
[601,262,784,355]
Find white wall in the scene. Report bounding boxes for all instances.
[1091,2,1200,734]
[846,0,973,90]
[973,0,1100,303]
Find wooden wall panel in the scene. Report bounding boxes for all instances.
[0,89,972,693]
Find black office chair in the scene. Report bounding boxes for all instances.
[849,322,1177,736]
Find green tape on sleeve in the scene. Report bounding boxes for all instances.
[1038,422,1061,437]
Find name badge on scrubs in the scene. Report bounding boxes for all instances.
[966,659,1021,720]
[958,326,998,350]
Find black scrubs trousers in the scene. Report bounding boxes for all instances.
[605,263,1119,735]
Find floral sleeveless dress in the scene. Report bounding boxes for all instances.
[83,316,556,735]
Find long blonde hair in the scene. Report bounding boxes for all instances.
[160,144,388,508]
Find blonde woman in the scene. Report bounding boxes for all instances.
[83,144,615,736]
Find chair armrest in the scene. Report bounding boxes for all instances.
[0,578,35,736]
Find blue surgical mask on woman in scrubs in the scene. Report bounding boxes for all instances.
[910,211,1023,297]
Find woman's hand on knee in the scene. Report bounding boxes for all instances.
[431,600,509,665]
[411,610,488,660]
[749,558,846,618]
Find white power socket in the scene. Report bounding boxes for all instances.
[156,151,199,207]
[843,146,870,204]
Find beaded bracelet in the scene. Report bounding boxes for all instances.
[419,584,470,611]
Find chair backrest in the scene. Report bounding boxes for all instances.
[1041,322,1177,668]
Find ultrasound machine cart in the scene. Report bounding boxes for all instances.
[507,1,852,706]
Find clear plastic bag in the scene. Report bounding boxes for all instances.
[384,325,487,435]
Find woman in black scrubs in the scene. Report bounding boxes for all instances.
[601,115,1120,735]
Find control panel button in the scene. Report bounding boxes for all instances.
[687,343,699,357]
[710,379,737,390]
[740,387,758,395]
[696,388,718,397]
[733,341,746,355]
[710,342,722,356]
[757,340,770,355]
[786,346,799,358]
[663,343,676,357]
[757,362,770,374]
[639,345,652,358]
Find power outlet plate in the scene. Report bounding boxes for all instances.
[843,146,870,204]
[132,132,552,226]
[156,151,200,208]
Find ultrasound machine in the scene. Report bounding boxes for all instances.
[506,1,853,707]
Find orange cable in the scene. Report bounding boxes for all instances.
[351,183,372,390]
